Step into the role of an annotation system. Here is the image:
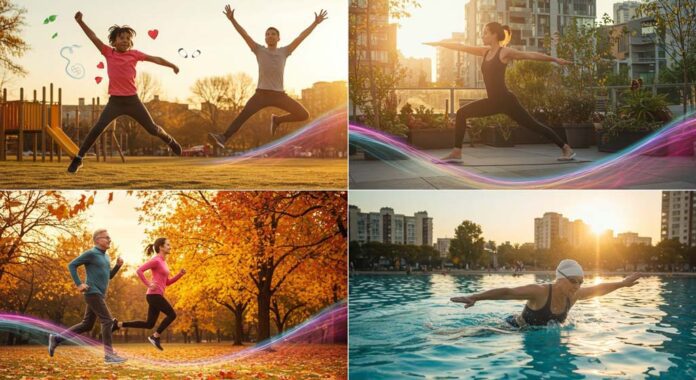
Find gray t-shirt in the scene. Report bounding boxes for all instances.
[253,43,291,92]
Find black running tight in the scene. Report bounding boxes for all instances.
[77,95,176,157]
[454,94,566,149]
[122,294,176,334]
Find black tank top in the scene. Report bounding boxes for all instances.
[521,284,571,326]
[481,48,512,98]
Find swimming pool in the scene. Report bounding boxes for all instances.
[349,274,696,379]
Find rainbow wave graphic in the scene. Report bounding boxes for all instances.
[349,112,696,188]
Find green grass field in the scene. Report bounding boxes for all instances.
[0,343,347,379]
[0,157,347,189]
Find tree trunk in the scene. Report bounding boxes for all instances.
[365,0,381,129]
[234,305,245,345]
[257,278,272,342]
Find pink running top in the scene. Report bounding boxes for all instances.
[136,255,183,295]
[101,45,147,96]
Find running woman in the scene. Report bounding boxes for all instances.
[208,5,327,149]
[114,238,185,351]
[425,22,576,162]
[48,229,126,364]
[68,11,182,174]
[450,259,642,327]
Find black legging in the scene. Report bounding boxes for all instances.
[122,294,176,334]
[454,94,566,149]
[77,95,177,157]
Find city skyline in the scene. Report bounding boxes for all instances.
[349,190,661,245]
[396,0,625,72]
[5,0,347,104]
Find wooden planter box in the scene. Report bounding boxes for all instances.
[407,128,454,149]
[563,122,594,148]
[483,125,514,147]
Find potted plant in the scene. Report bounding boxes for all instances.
[596,90,673,155]
[405,104,454,149]
[478,115,515,147]
[562,91,596,148]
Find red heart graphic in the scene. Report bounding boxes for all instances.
[148,29,158,39]
[95,76,103,84]
[97,62,104,69]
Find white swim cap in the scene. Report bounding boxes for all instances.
[556,259,584,279]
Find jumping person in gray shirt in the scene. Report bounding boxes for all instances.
[209,4,328,149]
[48,229,127,364]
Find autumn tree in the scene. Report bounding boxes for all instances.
[0,0,28,76]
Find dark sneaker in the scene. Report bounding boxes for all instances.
[147,335,163,351]
[111,318,120,333]
[48,334,57,357]
[270,114,279,136]
[104,354,127,364]
[208,133,226,150]
[67,156,83,174]
[168,140,182,156]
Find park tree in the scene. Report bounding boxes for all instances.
[189,73,254,131]
[448,220,484,269]
[0,0,28,76]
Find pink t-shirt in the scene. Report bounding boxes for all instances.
[136,255,183,295]
[100,45,147,96]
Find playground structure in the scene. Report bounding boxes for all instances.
[0,84,125,163]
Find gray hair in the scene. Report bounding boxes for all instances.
[92,228,108,242]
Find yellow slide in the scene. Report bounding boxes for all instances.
[45,125,79,158]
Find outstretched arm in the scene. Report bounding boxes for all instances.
[223,4,257,51]
[74,11,107,52]
[451,284,544,308]
[143,55,179,74]
[575,273,642,300]
[505,48,572,65]
[287,9,328,55]
[423,41,488,57]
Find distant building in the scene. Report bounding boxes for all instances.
[617,232,652,246]
[436,32,466,86]
[534,212,592,249]
[399,55,432,87]
[613,1,641,24]
[661,191,696,247]
[301,81,347,116]
[436,238,452,259]
[349,205,433,246]
[603,16,666,84]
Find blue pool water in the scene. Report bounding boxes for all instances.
[349,274,696,379]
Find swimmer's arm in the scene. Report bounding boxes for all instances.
[423,42,487,57]
[452,284,543,307]
[576,273,642,300]
[74,12,107,52]
[287,10,328,55]
[505,49,572,65]
[143,55,179,74]
[223,5,257,51]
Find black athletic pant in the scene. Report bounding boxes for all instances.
[454,93,567,149]
[55,294,114,355]
[77,95,177,157]
[222,89,310,140]
[122,294,176,334]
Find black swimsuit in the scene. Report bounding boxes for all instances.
[452,48,567,149]
[507,284,571,327]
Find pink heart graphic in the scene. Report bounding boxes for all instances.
[95,76,103,84]
[97,62,104,69]
[148,29,158,39]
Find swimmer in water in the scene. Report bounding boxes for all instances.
[450,259,642,328]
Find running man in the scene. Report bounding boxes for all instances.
[208,5,328,149]
[450,259,642,327]
[48,229,127,364]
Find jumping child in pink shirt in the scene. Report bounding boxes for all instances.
[114,238,185,351]
[68,11,183,173]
